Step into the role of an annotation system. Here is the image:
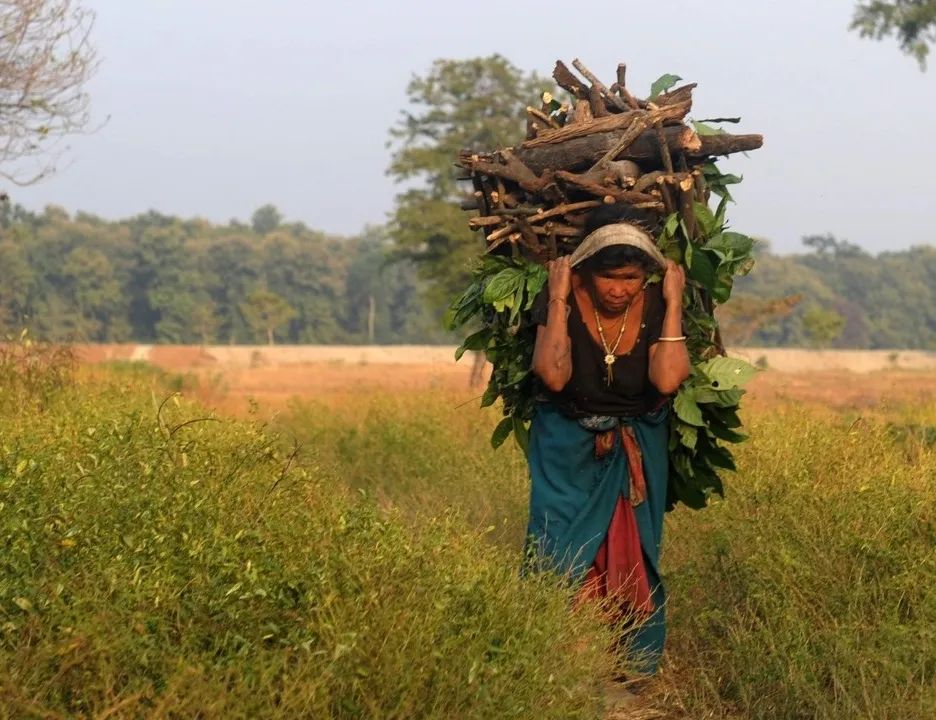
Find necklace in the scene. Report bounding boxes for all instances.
[594,303,630,386]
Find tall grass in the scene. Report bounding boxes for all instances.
[0,353,616,719]
[664,406,936,719]
[284,389,936,719]
[281,393,531,548]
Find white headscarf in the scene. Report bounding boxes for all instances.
[568,222,667,270]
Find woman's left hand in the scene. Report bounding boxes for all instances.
[661,260,686,308]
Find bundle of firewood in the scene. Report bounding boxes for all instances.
[458,59,762,261]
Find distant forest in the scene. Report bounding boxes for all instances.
[0,203,933,349]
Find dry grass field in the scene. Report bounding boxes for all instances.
[74,343,936,417]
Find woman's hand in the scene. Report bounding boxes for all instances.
[547,256,572,301]
[661,260,686,308]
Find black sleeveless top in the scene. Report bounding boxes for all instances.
[530,282,667,418]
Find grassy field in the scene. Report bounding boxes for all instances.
[281,386,936,719]
[3,343,935,718]
[0,346,619,719]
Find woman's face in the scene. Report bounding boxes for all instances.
[588,264,646,314]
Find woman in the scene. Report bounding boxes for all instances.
[526,205,690,674]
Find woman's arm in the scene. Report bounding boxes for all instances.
[649,260,691,395]
[532,257,573,392]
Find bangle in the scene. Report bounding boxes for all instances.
[657,335,687,342]
[547,297,568,307]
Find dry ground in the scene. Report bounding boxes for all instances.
[70,342,936,416]
[184,362,936,419]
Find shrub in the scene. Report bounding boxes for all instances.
[0,373,615,719]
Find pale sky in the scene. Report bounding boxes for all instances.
[9,0,935,254]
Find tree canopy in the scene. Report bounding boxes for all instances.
[0,204,448,345]
[851,1,936,69]
[386,55,551,306]
[0,204,930,349]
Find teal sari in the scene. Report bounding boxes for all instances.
[525,401,669,673]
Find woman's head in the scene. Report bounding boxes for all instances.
[576,204,662,313]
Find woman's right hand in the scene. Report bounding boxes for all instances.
[547,256,572,301]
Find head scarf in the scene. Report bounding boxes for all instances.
[569,222,667,271]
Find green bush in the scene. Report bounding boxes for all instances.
[0,364,615,718]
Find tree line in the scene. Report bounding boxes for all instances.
[0,201,932,349]
[726,236,936,349]
[0,203,449,345]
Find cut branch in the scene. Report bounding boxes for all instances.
[572,58,630,113]
[690,133,764,158]
[520,98,689,149]
[552,60,588,99]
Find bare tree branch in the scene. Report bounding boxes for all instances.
[0,1,97,186]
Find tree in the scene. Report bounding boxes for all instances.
[851,1,936,69]
[717,293,802,346]
[240,289,295,345]
[188,298,219,346]
[801,305,846,348]
[0,1,97,185]
[251,204,282,235]
[0,237,35,332]
[801,233,866,258]
[387,56,550,308]
[60,245,121,340]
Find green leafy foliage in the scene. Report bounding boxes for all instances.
[0,207,448,345]
[661,162,760,509]
[386,56,552,308]
[727,237,936,349]
[850,0,936,69]
[0,344,616,719]
[446,256,547,451]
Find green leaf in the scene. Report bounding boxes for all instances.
[697,356,758,389]
[674,390,705,427]
[687,249,717,290]
[663,212,680,238]
[523,268,548,310]
[677,423,698,450]
[444,282,483,330]
[480,380,499,408]
[483,267,525,306]
[670,458,708,509]
[714,194,730,228]
[692,387,721,404]
[704,232,754,259]
[512,415,530,453]
[706,423,748,443]
[711,276,733,304]
[692,202,719,237]
[454,329,490,361]
[491,416,513,449]
[709,387,745,407]
[692,121,727,137]
[702,443,737,471]
[708,406,742,428]
[649,73,682,99]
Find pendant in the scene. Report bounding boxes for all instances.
[604,353,616,367]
